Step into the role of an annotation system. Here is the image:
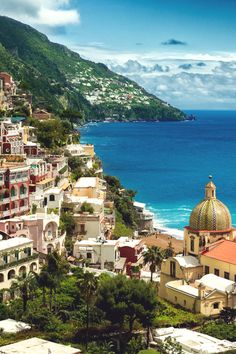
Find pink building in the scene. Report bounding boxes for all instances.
[0,213,66,255]
[0,163,30,219]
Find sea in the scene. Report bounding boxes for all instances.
[80,110,236,239]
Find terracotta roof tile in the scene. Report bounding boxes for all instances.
[201,239,236,265]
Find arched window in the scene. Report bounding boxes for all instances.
[30,262,37,272]
[190,237,194,252]
[0,273,4,282]
[19,266,27,275]
[49,194,55,202]
[8,269,15,280]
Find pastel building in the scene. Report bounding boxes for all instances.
[0,163,30,219]
[0,213,66,255]
[0,118,24,155]
[159,178,236,316]
[72,177,106,200]
[0,237,39,292]
[73,238,121,270]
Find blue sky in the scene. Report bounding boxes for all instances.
[1,0,236,109]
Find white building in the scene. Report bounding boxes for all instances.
[0,319,30,333]
[0,337,81,354]
[153,327,236,353]
[0,237,39,291]
[73,238,120,270]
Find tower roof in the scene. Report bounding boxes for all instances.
[189,178,232,232]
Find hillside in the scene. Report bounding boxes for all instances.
[0,16,186,122]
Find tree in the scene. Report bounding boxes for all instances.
[143,246,164,282]
[10,271,36,312]
[159,336,183,354]
[77,271,98,349]
[97,275,158,333]
[163,240,174,259]
[220,307,236,324]
[81,202,94,214]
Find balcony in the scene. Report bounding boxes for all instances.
[20,205,29,212]
[11,208,19,214]
[2,198,10,204]
[19,193,28,199]
[0,253,39,271]
[2,210,10,217]
[11,195,18,201]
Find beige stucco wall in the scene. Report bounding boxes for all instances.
[201,255,236,281]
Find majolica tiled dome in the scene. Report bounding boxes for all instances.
[189,179,232,231]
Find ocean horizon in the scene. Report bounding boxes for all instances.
[80,110,236,238]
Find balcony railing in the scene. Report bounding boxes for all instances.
[19,193,28,199]
[1,198,10,204]
[11,195,18,201]
[20,205,29,212]
[2,210,10,217]
[11,208,19,214]
[0,253,38,271]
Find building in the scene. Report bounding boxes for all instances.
[159,178,236,315]
[32,108,52,120]
[133,201,154,234]
[0,118,24,155]
[153,327,236,353]
[73,211,105,240]
[0,213,66,255]
[0,237,39,292]
[46,155,68,179]
[0,319,30,333]
[119,237,144,277]
[0,162,30,219]
[73,237,120,270]
[66,143,94,169]
[0,337,81,354]
[72,177,106,199]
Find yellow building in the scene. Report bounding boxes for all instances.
[160,177,236,315]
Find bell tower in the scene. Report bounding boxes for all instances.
[205,175,216,199]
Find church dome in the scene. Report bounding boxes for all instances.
[189,178,232,232]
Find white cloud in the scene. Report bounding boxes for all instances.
[70,44,236,109]
[0,0,80,27]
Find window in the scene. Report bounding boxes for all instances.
[49,194,55,202]
[224,272,230,280]
[3,255,8,264]
[15,251,19,260]
[170,261,176,277]
[214,268,219,276]
[213,302,219,309]
[183,300,186,306]
[174,296,177,302]
[205,266,209,274]
[234,274,236,283]
[87,252,92,259]
[190,237,194,252]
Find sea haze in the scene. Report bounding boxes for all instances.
[80,111,236,233]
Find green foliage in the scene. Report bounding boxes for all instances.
[126,335,145,354]
[219,307,236,324]
[97,275,158,332]
[143,246,164,282]
[138,350,160,354]
[154,298,204,328]
[158,336,183,354]
[68,156,85,181]
[81,202,94,214]
[31,203,37,214]
[28,118,72,149]
[60,211,75,235]
[86,341,115,354]
[105,175,138,229]
[200,321,236,341]
[0,16,186,121]
[113,220,134,239]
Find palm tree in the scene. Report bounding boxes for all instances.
[10,271,36,312]
[143,246,164,282]
[35,270,51,307]
[77,271,98,349]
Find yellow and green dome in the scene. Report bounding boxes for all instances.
[189,179,232,231]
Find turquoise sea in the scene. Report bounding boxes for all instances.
[80,111,236,237]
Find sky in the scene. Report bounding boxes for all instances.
[1,0,236,109]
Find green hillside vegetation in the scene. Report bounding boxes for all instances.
[0,16,186,122]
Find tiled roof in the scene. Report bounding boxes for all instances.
[201,239,236,265]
